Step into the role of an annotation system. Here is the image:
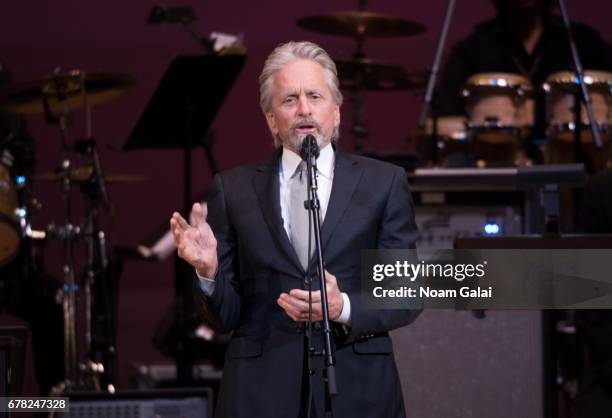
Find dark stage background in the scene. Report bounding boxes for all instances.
[1,0,611,397]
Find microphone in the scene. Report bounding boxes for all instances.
[299,134,320,162]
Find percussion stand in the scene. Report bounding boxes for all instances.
[418,0,456,166]
[534,0,600,401]
[557,0,603,154]
[572,91,589,172]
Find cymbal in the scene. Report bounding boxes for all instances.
[335,58,427,91]
[33,165,146,184]
[0,69,136,115]
[297,11,425,38]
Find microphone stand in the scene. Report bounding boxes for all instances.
[301,135,337,418]
[418,0,456,166]
[557,0,603,150]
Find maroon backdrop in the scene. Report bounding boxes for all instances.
[1,0,610,389]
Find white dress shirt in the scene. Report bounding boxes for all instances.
[197,144,351,324]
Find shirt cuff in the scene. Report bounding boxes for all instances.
[195,269,216,296]
[336,292,351,325]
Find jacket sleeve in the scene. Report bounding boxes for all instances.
[338,166,421,344]
[193,173,242,334]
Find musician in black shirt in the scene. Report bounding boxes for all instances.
[437,0,612,158]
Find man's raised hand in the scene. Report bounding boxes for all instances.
[170,202,218,278]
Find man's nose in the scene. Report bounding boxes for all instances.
[297,95,312,116]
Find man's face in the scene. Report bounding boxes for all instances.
[265,59,340,153]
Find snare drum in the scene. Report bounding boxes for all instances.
[463,73,534,144]
[0,161,20,266]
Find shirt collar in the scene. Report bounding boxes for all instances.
[281,143,335,180]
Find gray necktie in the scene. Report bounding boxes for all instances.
[289,161,313,270]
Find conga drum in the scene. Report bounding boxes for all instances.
[543,70,612,171]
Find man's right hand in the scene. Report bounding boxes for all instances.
[170,202,218,278]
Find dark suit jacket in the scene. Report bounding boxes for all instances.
[196,148,421,418]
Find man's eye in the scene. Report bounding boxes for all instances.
[284,97,297,104]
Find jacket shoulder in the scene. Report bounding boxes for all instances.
[346,153,405,175]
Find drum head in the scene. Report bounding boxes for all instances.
[464,72,533,96]
[545,70,612,90]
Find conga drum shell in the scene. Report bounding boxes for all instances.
[544,70,612,143]
[424,116,466,140]
[463,73,534,144]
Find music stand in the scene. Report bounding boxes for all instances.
[124,53,245,384]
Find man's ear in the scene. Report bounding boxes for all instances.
[265,112,278,135]
[333,105,340,130]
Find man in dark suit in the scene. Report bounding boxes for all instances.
[170,41,420,418]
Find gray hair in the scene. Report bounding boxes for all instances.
[259,40,343,114]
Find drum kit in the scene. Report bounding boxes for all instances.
[296,5,612,170]
[0,69,140,392]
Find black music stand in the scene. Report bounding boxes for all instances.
[124,54,245,384]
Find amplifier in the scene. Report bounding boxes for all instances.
[67,388,212,418]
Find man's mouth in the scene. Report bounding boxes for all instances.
[294,123,317,134]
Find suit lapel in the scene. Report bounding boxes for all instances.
[253,151,305,274]
[320,149,363,252]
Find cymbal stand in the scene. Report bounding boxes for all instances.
[42,75,81,390]
[76,137,113,391]
[51,158,80,390]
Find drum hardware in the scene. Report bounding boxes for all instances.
[334,58,425,150]
[419,114,531,168]
[34,166,146,184]
[296,5,427,152]
[0,69,136,116]
[296,11,425,40]
[417,0,457,166]
[335,58,427,92]
[557,0,604,153]
[2,68,135,393]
